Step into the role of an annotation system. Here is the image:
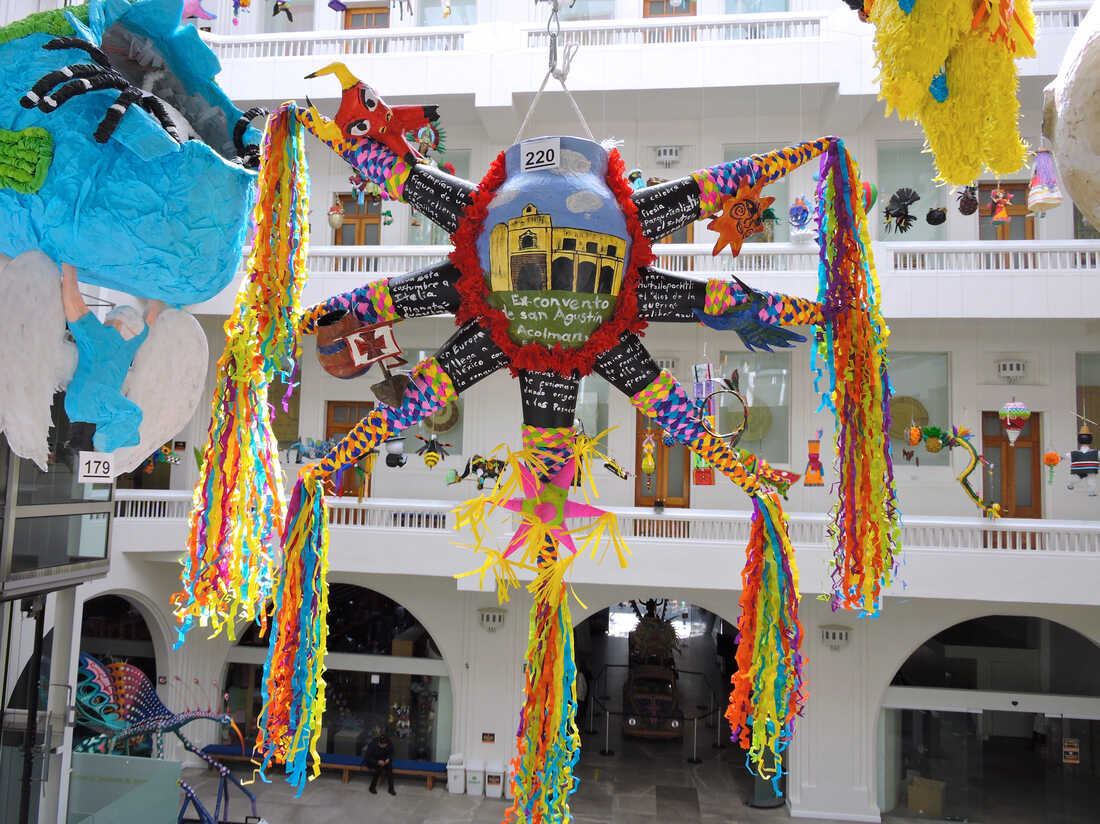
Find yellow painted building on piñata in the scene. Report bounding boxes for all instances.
[489,203,626,295]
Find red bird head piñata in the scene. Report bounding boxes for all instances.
[304,62,439,163]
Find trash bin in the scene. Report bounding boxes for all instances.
[485,760,505,799]
[446,753,465,795]
[465,759,485,797]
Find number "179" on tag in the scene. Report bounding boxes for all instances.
[77,451,114,483]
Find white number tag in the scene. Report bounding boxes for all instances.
[520,137,560,173]
[78,451,114,483]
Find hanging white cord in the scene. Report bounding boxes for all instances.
[514,2,594,144]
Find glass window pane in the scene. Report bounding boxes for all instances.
[11,512,109,573]
[887,353,950,466]
[717,350,791,464]
[560,0,615,20]
[666,443,686,497]
[1076,353,1100,428]
[726,143,789,242]
[375,11,389,26]
[419,0,476,25]
[877,141,947,243]
[17,393,109,504]
[982,443,1002,508]
[727,0,788,10]
[1014,446,1033,509]
[338,224,357,246]
[366,199,381,215]
[577,375,610,451]
[1074,206,1100,240]
[333,405,349,423]
[225,664,450,762]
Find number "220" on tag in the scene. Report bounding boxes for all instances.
[521,137,560,173]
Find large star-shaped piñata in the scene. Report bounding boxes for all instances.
[501,456,609,560]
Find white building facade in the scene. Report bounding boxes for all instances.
[2,1,1099,822]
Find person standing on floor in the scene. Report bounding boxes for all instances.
[363,731,396,795]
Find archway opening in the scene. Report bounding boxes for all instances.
[573,599,757,807]
[74,594,159,756]
[880,615,1100,823]
[225,584,451,764]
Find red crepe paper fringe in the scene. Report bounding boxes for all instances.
[452,147,653,378]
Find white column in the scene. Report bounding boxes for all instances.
[40,587,81,824]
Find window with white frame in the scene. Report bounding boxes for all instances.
[724,142,789,242]
[717,350,791,464]
[876,141,947,243]
[1076,353,1100,429]
[726,0,788,11]
[419,0,476,25]
[576,374,611,450]
[560,0,615,20]
[887,352,950,466]
[409,150,471,245]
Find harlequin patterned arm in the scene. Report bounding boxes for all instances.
[634,267,822,328]
[298,279,400,335]
[702,278,824,328]
[630,138,836,242]
[298,261,463,335]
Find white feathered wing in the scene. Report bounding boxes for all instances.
[0,251,77,470]
[112,309,209,476]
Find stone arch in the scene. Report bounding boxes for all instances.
[79,587,173,682]
[870,603,1100,717]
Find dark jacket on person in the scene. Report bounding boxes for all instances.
[364,737,394,766]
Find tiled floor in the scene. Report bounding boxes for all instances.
[182,742,851,824]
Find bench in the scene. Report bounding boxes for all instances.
[201,746,447,790]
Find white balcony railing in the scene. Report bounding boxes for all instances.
[199,26,470,60]
[525,13,824,49]
[297,240,1100,280]
[113,490,1100,555]
[886,241,1100,274]
[193,5,1086,65]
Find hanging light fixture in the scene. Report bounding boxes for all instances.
[999,399,1031,446]
[327,197,345,230]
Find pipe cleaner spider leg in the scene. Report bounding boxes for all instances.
[136,92,182,142]
[232,106,268,169]
[94,86,144,143]
[41,36,112,66]
[19,63,113,107]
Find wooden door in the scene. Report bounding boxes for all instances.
[979,183,1034,241]
[634,411,690,537]
[343,4,390,29]
[334,194,383,246]
[643,0,697,17]
[643,0,697,42]
[982,409,1042,547]
[326,400,375,498]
